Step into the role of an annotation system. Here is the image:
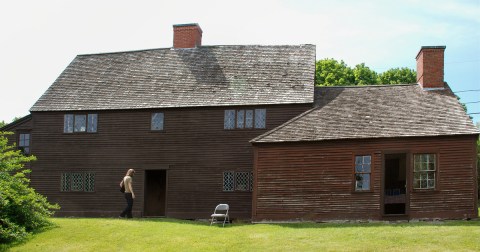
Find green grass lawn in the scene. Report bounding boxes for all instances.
[2,217,480,252]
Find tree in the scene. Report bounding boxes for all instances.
[315,58,416,86]
[315,59,354,86]
[0,121,5,128]
[353,63,379,85]
[0,132,59,243]
[378,67,416,84]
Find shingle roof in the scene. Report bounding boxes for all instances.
[252,84,480,143]
[30,45,315,112]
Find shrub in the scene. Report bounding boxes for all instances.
[0,132,59,243]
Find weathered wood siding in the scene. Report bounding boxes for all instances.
[24,104,310,218]
[252,135,478,221]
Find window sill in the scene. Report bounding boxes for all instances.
[352,190,374,193]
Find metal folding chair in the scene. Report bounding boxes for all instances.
[210,204,229,227]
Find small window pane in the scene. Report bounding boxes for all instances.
[74,115,87,132]
[84,173,95,192]
[363,163,371,173]
[71,173,84,191]
[237,110,245,129]
[19,133,30,155]
[355,164,363,173]
[355,174,370,191]
[224,110,235,129]
[254,109,266,129]
[245,110,253,128]
[64,114,74,133]
[61,173,71,192]
[249,172,253,192]
[223,171,234,191]
[235,172,250,191]
[87,114,98,133]
[151,113,164,131]
[355,156,363,164]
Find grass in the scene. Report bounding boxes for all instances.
[2,217,480,252]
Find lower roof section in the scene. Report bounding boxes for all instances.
[251,84,480,143]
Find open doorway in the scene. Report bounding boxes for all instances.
[144,170,167,217]
[384,154,407,215]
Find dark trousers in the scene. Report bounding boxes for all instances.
[120,193,133,218]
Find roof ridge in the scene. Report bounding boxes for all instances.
[77,44,315,57]
[251,106,318,143]
[314,84,418,89]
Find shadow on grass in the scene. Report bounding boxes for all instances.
[0,222,59,252]
[115,216,480,229]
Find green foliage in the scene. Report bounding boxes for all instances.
[378,67,416,84]
[315,59,354,86]
[315,59,416,86]
[0,132,59,243]
[0,120,5,128]
[353,63,379,85]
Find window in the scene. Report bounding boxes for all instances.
[223,171,253,192]
[151,113,164,131]
[355,155,371,191]
[18,133,30,155]
[413,154,436,189]
[61,172,95,192]
[224,109,266,130]
[64,114,97,133]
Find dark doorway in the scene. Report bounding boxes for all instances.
[144,170,167,217]
[384,154,407,215]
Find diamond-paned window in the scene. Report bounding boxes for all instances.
[245,110,253,128]
[84,173,95,192]
[224,109,266,130]
[74,115,87,132]
[64,114,74,133]
[224,110,235,129]
[235,172,250,191]
[71,173,84,191]
[236,110,245,129]
[61,173,71,192]
[64,114,97,134]
[249,172,253,191]
[254,109,266,129]
[87,114,98,133]
[223,171,253,192]
[151,113,164,131]
[61,172,95,192]
[223,171,234,192]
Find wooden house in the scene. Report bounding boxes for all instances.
[2,23,315,218]
[251,46,479,221]
[2,25,478,221]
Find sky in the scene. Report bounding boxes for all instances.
[0,0,479,125]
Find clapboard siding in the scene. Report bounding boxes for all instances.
[252,135,478,221]
[25,104,310,218]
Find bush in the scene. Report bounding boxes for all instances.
[0,132,59,243]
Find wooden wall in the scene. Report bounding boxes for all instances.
[252,135,478,221]
[24,104,310,218]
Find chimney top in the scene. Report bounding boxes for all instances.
[415,46,446,60]
[415,45,446,90]
[173,23,203,49]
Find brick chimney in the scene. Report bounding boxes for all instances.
[173,23,202,49]
[415,46,446,89]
